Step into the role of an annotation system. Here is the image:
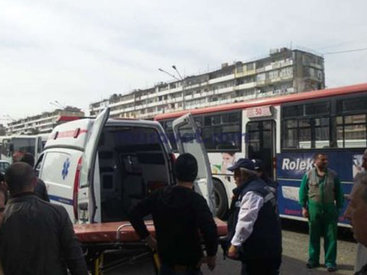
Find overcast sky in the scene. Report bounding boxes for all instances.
[0,0,366,123]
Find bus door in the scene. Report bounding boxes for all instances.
[246,120,276,177]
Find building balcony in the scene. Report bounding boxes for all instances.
[110,98,135,107]
[235,69,256,78]
[166,97,181,104]
[110,109,124,116]
[140,110,159,119]
[281,59,293,67]
[280,74,293,80]
[201,90,214,97]
[156,86,182,97]
[257,60,293,74]
[256,67,265,73]
[208,74,235,85]
[214,86,234,95]
[236,82,256,90]
[140,94,150,100]
[124,106,135,112]
[147,101,161,108]
[272,62,281,69]
[184,82,201,90]
[265,64,272,71]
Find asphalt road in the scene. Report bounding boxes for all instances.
[103,220,357,275]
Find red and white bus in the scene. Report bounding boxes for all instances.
[155,83,367,224]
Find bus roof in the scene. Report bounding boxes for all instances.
[155,82,367,120]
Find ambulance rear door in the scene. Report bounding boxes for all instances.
[78,107,110,223]
[172,113,216,215]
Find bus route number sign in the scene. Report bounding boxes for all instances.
[247,106,272,118]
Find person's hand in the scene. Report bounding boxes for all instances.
[302,207,309,218]
[197,256,216,271]
[227,245,239,259]
[206,255,216,271]
[145,235,157,251]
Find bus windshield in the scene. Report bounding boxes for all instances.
[12,138,36,154]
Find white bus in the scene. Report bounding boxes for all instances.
[155,82,367,224]
[0,134,49,164]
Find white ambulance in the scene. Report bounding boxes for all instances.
[36,108,215,224]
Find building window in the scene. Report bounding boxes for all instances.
[246,63,254,70]
[256,73,266,81]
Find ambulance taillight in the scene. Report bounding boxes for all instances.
[73,157,83,220]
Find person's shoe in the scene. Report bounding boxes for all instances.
[306,262,320,269]
[327,266,337,272]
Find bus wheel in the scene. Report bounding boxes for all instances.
[213,179,228,220]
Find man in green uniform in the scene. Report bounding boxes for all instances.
[299,153,344,272]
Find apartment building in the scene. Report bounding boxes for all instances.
[7,107,84,135]
[90,48,325,119]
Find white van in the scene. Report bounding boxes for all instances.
[36,108,215,224]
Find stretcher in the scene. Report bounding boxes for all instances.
[74,218,227,275]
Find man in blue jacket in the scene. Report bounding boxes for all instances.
[227,158,282,275]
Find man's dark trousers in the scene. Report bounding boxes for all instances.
[241,256,281,275]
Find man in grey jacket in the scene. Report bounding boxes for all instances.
[0,162,88,275]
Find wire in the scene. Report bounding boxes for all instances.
[316,40,358,50]
[323,47,367,55]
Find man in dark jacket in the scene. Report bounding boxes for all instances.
[129,153,218,275]
[252,158,278,195]
[18,152,50,202]
[0,162,88,275]
[227,158,282,275]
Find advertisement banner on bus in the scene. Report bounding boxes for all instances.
[276,150,364,226]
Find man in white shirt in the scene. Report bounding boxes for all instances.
[226,158,282,275]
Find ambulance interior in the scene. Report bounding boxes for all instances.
[98,126,172,222]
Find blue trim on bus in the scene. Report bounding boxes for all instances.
[49,195,73,205]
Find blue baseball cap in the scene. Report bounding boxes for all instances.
[227,158,255,172]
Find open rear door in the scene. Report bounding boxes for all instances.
[78,107,110,223]
[172,113,216,215]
